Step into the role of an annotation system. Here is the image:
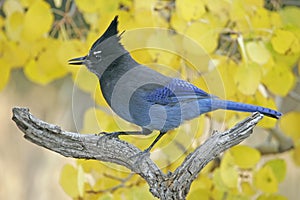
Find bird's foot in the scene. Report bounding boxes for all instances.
[129,149,150,160]
[95,132,106,136]
[95,132,122,146]
[105,131,124,139]
[95,131,121,137]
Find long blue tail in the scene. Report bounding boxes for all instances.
[212,99,282,119]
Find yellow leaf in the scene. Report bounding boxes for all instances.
[22,0,54,41]
[0,16,4,28]
[241,182,255,196]
[217,58,239,98]
[91,84,106,105]
[75,0,102,13]
[205,0,230,17]
[192,175,213,190]
[188,188,210,200]
[176,0,206,21]
[77,159,103,173]
[93,176,119,192]
[253,93,277,128]
[201,68,225,98]
[280,6,300,28]
[170,12,188,33]
[60,164,80,198]
[81,108,120,133]
[187,175,213,199]
[257,194,288,200]
[264,159,286,182]
[19,0,36,7]
[24,40,68,85]
[3,41,29,68]
[299,60,300,76]
[81,108,104,133]
[271,29,300,54]
[229,0,247,22]
[3,0,23,17]
[146,31,176,66]
[220,152,238,188]
[5,11,24,41]
[126,185,154,200]
[292,145,300,166]
[213,169,228,190]
[244,0,264,7]
[262,65,295,96]
[0,59,11,91]
[270,12,282,28]
[71,66,99,94]
[234,63,261,95]
[58,40,89,69]
[279,111,300,140]
[77,165,85,197]
[184,21,218,53]
[230,145,261,169]
[254,165,278,193]
[246,41,270,65]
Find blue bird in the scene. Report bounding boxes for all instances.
[69,16,282,152]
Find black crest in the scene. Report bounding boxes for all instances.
[90,16,120,51]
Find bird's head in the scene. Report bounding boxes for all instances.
[68,16,126,77]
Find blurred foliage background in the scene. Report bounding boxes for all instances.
[1,0,300,199]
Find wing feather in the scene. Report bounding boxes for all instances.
[146,78,215,105]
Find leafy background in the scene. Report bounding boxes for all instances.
[1,0,300,199]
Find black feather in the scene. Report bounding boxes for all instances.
[90,16,120,51]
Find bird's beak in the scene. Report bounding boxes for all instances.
[68,56,87,65]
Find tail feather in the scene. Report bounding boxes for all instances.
[212,99,282,119]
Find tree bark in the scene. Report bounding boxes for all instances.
[12,107,263,199]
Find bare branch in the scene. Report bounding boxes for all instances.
[256,129,294,154]
[12,107,263,199]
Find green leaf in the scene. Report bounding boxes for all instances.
[280,6,300,28]
[254,165,278,193]
[264,159,286,182]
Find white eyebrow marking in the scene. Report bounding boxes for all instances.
[93,50,102,55]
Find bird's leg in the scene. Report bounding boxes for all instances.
[105,128,153,138]
[102,130,166,154]
[97,131,145,146]
[143,131,167,153]
[125,131,167,159]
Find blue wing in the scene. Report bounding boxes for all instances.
[146,78,215,105]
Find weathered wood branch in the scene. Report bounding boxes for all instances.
[12,107,263,199]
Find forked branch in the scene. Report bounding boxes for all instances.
[12,107,263,199]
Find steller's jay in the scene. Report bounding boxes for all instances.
[69,16,282,152]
